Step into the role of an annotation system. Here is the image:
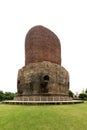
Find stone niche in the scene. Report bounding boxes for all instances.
[15,25,70,101]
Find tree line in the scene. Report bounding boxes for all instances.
[69,89,87,100]
[79,89,87,99]
[0,90,16,101]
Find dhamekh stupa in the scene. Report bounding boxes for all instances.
[14,25,72,103]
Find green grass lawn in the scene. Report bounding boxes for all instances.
[0,102,87,130]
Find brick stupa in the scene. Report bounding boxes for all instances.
[15,25,71,102]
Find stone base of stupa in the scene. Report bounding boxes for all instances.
[2,100,83,105]
[17,61,70,97]
[14,95,72,101]
[2,95,84,105]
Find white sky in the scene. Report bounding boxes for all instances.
[0,0,87,94]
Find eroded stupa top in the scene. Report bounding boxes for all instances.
[25,25,61,65]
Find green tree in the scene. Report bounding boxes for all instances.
[79,93,86,99]
[0,90,16,101]
[0,90,4,101]
[85,88,87,94]
[69,90,74,98]
[4,92,15,100]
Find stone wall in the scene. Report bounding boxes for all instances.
[14,95,72,101]
[17,61,69,96]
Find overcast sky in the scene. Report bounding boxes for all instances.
[0,0,87,94]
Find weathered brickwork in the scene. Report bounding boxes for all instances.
[17,61,69,96]
[25,26,61,65]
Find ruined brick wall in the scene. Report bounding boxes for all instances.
[25,26,61,65]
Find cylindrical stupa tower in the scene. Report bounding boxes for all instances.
[25,26,61,65]
[15,25,70,101]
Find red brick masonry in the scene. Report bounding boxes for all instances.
[25,25,61,65]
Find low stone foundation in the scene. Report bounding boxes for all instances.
[14,95,72,101]
[2,99,84,105]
